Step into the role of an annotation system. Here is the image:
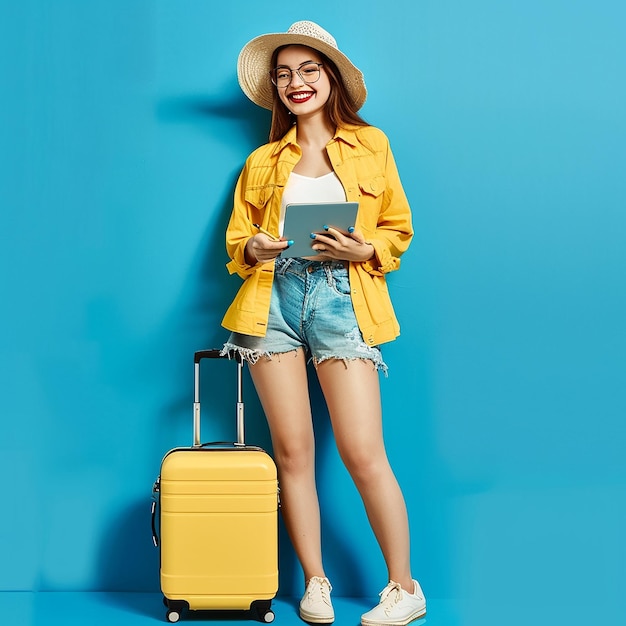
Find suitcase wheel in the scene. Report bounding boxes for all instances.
[163,598,187,623]
[251,600,275,623]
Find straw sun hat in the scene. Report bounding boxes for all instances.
[237,20,367,111]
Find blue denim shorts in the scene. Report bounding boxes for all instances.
[223,257,387,373]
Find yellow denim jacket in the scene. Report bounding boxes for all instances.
[221,124,413,346]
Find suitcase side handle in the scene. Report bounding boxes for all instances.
[193,349,245,448]
[151,477,160,547]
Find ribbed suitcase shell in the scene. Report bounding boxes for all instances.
[159,447,278,610]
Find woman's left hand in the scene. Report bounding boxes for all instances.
[310,227,375,263]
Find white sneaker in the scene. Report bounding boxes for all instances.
[299,576,334,624]
[361,580,426,626]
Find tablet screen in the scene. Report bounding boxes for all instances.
[281,201,359,259]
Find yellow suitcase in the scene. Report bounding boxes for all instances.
[152,350,278,623]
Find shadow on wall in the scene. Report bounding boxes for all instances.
[97,499,160,593]
[96,500,162,620]
[96,84,283,605]
[156,80,270,150]
[148,82,272,449]
[89,83,453,601]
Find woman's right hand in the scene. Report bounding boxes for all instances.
[245,234,292,265]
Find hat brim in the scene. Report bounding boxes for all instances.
[237,32,367,111]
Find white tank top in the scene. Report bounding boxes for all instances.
[279,171,346,235]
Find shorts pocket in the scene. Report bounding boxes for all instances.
[330,269,351,296]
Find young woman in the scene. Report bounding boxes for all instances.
[221,21,426,626]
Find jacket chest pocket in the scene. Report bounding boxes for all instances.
[245,184,278,210]
[358,175,385,199]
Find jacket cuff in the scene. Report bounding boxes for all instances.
[362,239,401,275]
[226,241,257,278]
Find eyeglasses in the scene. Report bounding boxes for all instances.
[269,63,324,88]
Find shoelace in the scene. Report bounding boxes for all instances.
[307,576,332,606]
[378,581,403,616]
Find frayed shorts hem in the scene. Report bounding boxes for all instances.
[220,343,388,376]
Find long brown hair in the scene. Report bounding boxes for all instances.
[268,46,368,143]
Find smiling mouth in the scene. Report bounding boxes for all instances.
[288,91,314,103]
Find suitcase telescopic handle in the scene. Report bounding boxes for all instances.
[193,349,245,448]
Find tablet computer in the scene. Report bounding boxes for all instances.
[281,201,359,259]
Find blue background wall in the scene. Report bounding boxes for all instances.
[2,1,625,624]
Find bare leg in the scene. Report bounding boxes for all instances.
[316,358,413,591]
[249,349,326,583]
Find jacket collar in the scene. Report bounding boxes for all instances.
[274,124,298,155]
[332,125,360,148]
[274,123,361,155]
